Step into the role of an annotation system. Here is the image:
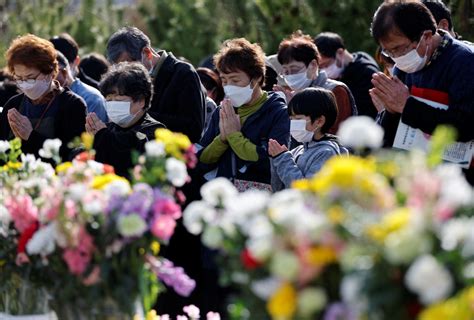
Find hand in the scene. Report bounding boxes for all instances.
[7,109,33,140]
[85,112,107,135]
[371,72,410,114]
[273,84,295,102]
[369,88,386,113]
[221,98,241,135]
[268,138,288,157]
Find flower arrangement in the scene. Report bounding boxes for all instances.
[0,128,198,317]
[183,123,474,320]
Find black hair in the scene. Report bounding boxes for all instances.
[99,62,153,109]
[277,31,320,66]
[422,0,453,30]
[371,1,437,43]
[288,87,338,133]
[77,53,110,89]
[106,26,151,63]
[313,32,345,58]
[55,50,69,70]
[49,33,79,64]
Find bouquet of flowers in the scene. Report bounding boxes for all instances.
[183,120,474,320]
[0,128,198,317]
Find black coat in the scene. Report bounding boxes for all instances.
[93,114,164,178]
[149,53,206,143]
[0,89,86,161]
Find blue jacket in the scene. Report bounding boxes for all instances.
[198,92,290,184]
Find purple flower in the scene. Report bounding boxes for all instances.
[323,303,357,320]
[146,255,196,297]
[106,193,125,215]
[120,183,154,218]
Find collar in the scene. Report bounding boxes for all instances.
[151,50,169,78]
[426,30,451,67]
[311,71,328,87]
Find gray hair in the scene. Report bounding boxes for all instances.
[106,26,151,64]
[99,62,153,109]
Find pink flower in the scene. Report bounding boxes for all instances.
[183,305,200,318]
[5,195,38,233]
[151,215,177,241]
[62,228,95,275]
[154,198,182,219]
[206,312,221,320]
[65,199,77,218]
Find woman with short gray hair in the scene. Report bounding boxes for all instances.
[85,62,164,177]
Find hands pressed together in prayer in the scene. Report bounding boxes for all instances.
[369,72,410,114]
[219,98,241,142]
[268,138,288,157]
[7,109,33,140]
[85,112,107,135]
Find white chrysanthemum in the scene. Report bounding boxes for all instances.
[436,164,474,208]
[250,277,282,300]
[439,218,474,251]
[405,255,453,304]
[384,227,432,265]
[68,183,87,201]
[38,138,62,159]
[86,160,106,175]
[0,205,11,237]
[338,116,384,149]
[145,140,165,157]
[297,287,327,316]
[202,225,224,249]
[200,178,238,206]
[0,140,10,153]
[118,214,147,237]
[269,250,300,281]
[166,157,188,187]
[83,199,104,215]
[340,274,368,313]
[246,236,273,261]
[243,215,273,239]
[224,190,270,226]
[104,179,131,197]
[183,201,216,235]
[26,223,57,256]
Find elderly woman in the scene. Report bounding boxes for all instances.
[198,38,290,191]
[276,31,357,134]
[85,62,164,177]
[0,34,86,160]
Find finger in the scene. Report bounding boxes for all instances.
[372,76,393,94]
[372,88,391,102]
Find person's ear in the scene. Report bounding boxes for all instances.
[73,56,80,69]
[311,115,326,131]
[142,47,153,59]
[437,19,450,32]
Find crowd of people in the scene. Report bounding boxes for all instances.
[0,0,473,315]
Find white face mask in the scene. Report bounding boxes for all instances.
[223,83,254,107]
[392,39,428,73]
[323,61,344,79]
[17,75,52,100]
[105,101,140,128]
[290,119,314,143]
[284,70,312,90]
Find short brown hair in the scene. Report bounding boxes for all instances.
[6,34,58,77]
[214,38,266,86]
[277,31,320,66]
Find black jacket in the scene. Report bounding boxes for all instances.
[94,114,165,178]
[341,52,380,118]
[0,89,86,161]
[149,53,206,143]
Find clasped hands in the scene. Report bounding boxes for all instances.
[369,72,410,114]
[85,112,107,135]
[7,109,33,140]
[219,98,241,142]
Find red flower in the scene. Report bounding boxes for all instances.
[75,151,94,162]
[17,222,39,254]
[240,249,262,270]
[103,164,115,174]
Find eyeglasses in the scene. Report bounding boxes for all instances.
[381,41,416,59]
[13,72,42,85]
[281,65,307,76]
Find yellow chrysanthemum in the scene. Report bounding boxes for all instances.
[90,173,130,190]
[267,282,297,320]
[306,246,338,267]
[366,207,411,242]
[56,162,72,173]
[419,286,474,320]
[81,132,94,150]
[327,206,345,224]
[150,241,160,256]
[6,161,22,170]
[155,128,174,143]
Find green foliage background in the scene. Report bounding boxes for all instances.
[0,0,473,67]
